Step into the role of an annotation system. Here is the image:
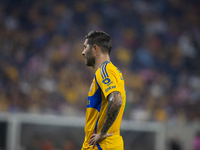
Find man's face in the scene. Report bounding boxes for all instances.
[82,39,95,67]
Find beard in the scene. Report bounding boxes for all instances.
[85,56,95,67]
[84,47,95,67]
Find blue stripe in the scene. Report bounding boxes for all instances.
[97,143,102,150]
[99,61,110,79]
[101,64,106,79]
[99,61,106,68]
[87,76,102,112]
[104,62,109,77]
[95,116,99,134]
[87,88,101,112]
[99,68,104,79]
[93,76,103,150]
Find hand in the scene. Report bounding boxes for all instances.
[89,133,113,148]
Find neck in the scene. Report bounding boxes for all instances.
[93,53,110,70]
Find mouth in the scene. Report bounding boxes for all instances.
[84,57,87,63]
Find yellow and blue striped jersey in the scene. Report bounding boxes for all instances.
[82,61,126,150]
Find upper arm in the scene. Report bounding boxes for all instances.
[107,91,122,106]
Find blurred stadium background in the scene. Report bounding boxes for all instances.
[0,0,200,150]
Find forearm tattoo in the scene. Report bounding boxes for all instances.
[101,91,122,135]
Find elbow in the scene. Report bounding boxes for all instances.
[117,99,122,109]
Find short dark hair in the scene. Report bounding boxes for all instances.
[85,30,112,55]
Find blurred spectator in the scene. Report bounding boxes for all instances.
[168,135,183,150]
[62,140,76,150]
[0,0,200,123]
[27,135,42,150]
[192,131,200,150]
[42,139,55,150]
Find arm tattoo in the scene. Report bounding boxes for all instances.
[101,91,122,135]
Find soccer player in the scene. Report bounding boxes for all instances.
[81,30,126,150]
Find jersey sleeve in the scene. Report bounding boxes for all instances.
[95,67,120,98]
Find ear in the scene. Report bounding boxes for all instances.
[93,44,99,51]
[93,44,99,53]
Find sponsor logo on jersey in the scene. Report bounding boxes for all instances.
[102,78,113,86]
[105,85,116,93]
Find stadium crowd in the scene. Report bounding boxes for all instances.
[0,0,200,124]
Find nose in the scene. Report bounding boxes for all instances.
[82,49,85,56]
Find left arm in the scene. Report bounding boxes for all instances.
[89,91,122,148]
